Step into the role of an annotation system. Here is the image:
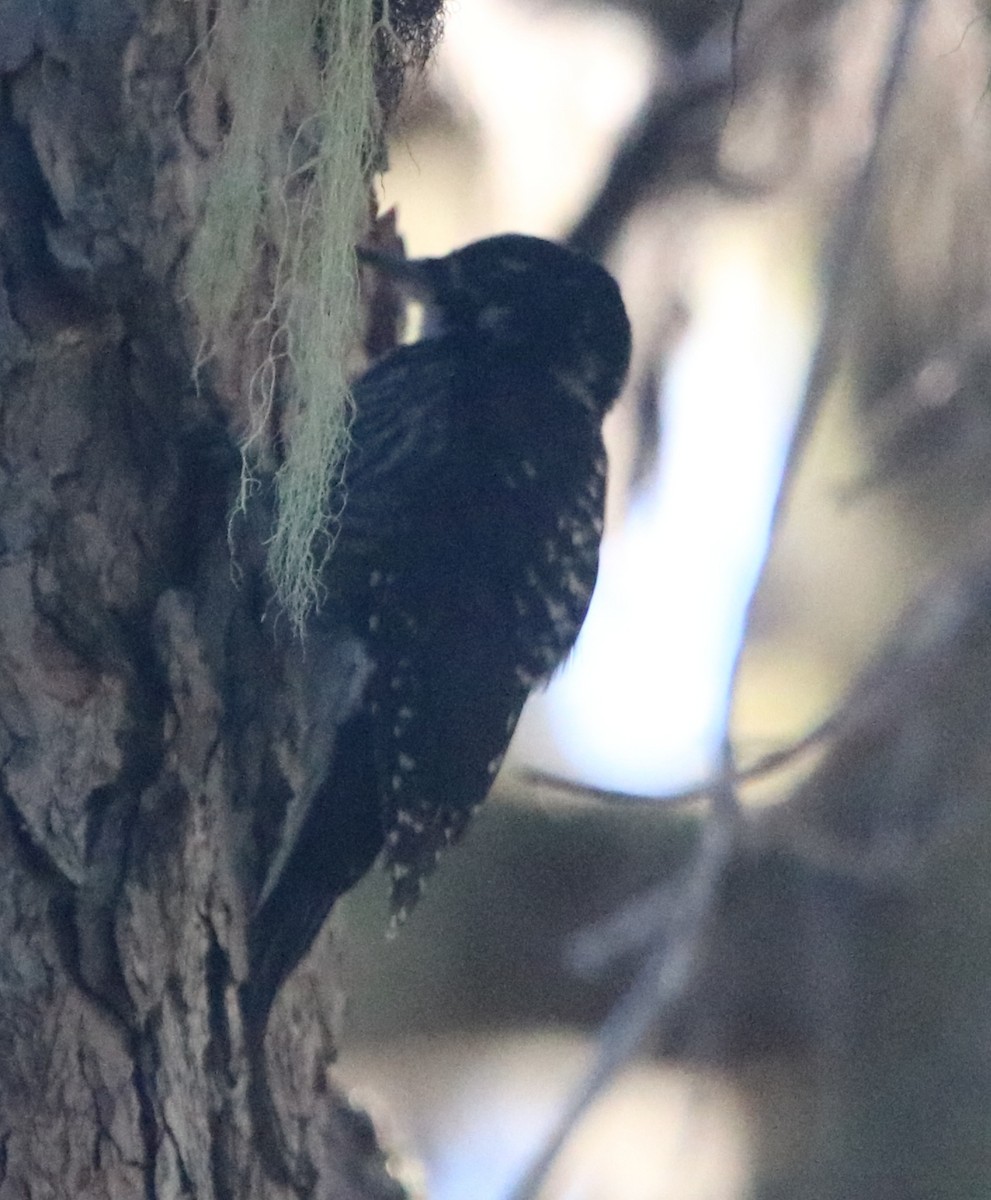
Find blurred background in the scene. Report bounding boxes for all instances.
[332,2,991,1196]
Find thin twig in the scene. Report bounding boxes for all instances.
[505,780,736,1200]
[726,0,928,700]
[501,6,927,1197]
[519,708,836,809]
[565,746,746,975]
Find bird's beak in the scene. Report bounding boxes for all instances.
[357,246,436,302]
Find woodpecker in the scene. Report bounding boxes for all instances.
[247,234,631,1019]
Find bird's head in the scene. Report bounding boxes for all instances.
[358,233,632,416]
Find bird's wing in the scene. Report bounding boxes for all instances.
[374,604,531,920]
[335,338,460,543]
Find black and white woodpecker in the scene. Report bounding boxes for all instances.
[246,233,632,1021]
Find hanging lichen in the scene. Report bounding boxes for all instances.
[186,0,383,634]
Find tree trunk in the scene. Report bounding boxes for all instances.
[0,3,403,1195]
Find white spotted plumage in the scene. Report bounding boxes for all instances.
[337,234,630,919]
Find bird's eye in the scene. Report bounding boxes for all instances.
[477,303,513,335]
[500,258,531,275]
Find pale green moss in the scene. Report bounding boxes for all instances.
[187,0,384,634]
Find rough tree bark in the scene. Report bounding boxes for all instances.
[0,2,407,1196]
